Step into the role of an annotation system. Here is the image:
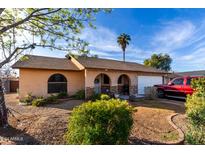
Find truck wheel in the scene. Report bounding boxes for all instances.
[157,89,165,98]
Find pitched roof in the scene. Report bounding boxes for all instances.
[12,55,80,71]
[12,54,168,74]
[176,70,205,76]
[75,56,167,73]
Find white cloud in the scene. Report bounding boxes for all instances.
[152,20,196,52]
[80,26,120,52]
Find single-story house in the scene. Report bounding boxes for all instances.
[12,55,169,99]
[176,70,205,77]
[166,70,205,82]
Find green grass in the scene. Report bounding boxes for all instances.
[160,131,179,142]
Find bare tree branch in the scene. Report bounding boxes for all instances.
[0,44,35,68]
[0,9,61,34]
[0,9,5,16]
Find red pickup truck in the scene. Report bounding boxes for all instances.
[154,76,204,99]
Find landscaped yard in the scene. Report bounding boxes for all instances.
[0,94,187,145]
[129,99,186,144]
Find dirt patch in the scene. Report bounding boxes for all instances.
[129,99,185,144]
[1,94,186,145]
[0,93,83,145]
[172,114,188,133]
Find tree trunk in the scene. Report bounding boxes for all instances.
[123,50,125,62]
[0,78,8,127]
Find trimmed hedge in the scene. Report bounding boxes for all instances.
[64,98,133,144]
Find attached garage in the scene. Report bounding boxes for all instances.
[138,76,163,95]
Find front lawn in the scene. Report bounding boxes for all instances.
[1,94,186,145]
[129,99,186,144]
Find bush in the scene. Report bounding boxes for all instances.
[73,90,85,100]
[56,92,68,99]
[31,95,58,107]
[32,98,46,107]
[186,94,205,125]
[64,99,133,144]
[45,95,58,103]
[185,77,205,144]
[186,125,205,144]
[100,94,110,100]
[88,93,111,101]
[20,93,35,104]
[191,77,205,97]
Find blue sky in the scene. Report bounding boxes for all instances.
[34,9,205,72]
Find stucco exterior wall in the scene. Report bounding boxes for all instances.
[19,68,84,99]
[85,68,165,97]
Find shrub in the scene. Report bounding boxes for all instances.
[88,93,111,101]
[73,90,85,100]
[185,77,205,144]
[186,94,205,125]
[32,98,46,107]
[45,95,58,103]
[186,125,205,144]
[31,95,58,107]
[20,93,35,104]
[56,92,68,99]
[100,94,110,100]
[64,99,133,145]
[191,77,205,97]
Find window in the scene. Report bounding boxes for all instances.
[103,74,110,84]
[186,78,192,85]
[172,78,184,85]
[48,74,67,93]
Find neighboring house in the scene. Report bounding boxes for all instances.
[12,55,169,99]
[177,70,205,77]
[2,76,19,93]
[166,70,205,82]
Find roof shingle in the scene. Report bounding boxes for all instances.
[75,56,167,73]
[12,54,168,74]
[12,55,80,71]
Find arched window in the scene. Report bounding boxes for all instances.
[48,74,67,93]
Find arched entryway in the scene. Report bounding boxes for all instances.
[48,73,67,93]
[118,74,130,95]
[94,73,111,94]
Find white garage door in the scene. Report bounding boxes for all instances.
[138,76,163,95]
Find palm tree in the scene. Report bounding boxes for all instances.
[117,33,131,62]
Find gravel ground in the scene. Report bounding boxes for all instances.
[129,99,185,144]
[0,94,186,145]
[0,93,84,145]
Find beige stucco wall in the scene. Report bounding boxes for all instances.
[85,68,165,88]
[84,68,166,96]
[19,68,84,99]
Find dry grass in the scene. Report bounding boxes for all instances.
[2,94,186,144]
[129,99,185,144]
